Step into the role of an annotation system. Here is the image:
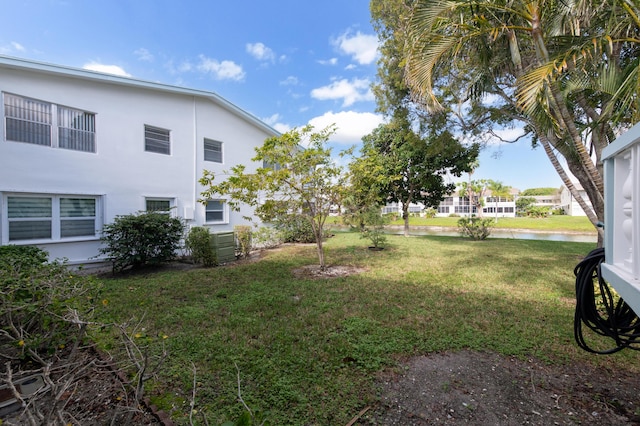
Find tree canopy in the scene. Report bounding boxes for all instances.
[381,0,640,244]
[521,187,559,196]
[352,117,478,236]
[200,125,345,270]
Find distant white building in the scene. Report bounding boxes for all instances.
[382,189,518,218]
[436,190,517,218]
[559,183,592,216]
[0,56,279,265]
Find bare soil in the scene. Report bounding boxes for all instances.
[364,350,640,425]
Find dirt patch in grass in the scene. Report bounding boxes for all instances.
[363,350,640,425]
[292,264,367,279]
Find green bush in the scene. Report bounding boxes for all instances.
[234,225,252,258]
[99,211,185,272]
[0,246,99,363]
[252,226,283,249]
[273,213,317,243]
[0,245,48,271]
[185,226,217,266]
[424,207,437,219]
[359,206,389,249]
[525,205,551,218]
[457,216,494,240]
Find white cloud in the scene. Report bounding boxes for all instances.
[197,55,245,81]
[308,110,384,144]
[273,122,291,133]
[262,113,290,133]
[280,76,299,86]
[246,42,275,62]
[335,30,379,65]
[310,78,374,107]
[83,62,131,77]
[134,48,153,62]
[0,41,26,54]
[318,58,338,66]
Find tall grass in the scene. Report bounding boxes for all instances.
[95,232,632,425]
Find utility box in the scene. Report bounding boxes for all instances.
[212,231,236,264]
[602,122,640,315]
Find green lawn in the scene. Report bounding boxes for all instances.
[326,214,596,232]
[395,215,596,232]
[95,232,629,425]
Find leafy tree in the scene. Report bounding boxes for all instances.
[457,179,489,218]
[200,125,345,270]
[343,143,390,231]
[516,196,536,216]
[360,118,478,236]
[521,187,558,196]
[399,0,640,245]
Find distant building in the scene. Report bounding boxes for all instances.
[559,183,592,216]
[382,188,518,218]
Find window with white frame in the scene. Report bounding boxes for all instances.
[146,198,171,212]
[204,138,223,163]
[145,198,174,215]
[58,106,96,152]
[3,93,96,152]
[205,200,226,223]
[144,125,171,155]
[5,194,100,242]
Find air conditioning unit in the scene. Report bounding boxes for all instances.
[601,122,640,316]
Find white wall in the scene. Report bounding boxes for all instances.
[0,64,275,263]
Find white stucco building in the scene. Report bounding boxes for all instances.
[559,183,592,216]
[0,56,278,265]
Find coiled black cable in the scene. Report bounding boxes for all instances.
[574,247,640,354]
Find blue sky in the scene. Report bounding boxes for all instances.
[0,0,562,191]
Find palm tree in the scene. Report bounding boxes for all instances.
[487,180,513,223]
[402,0,640,244]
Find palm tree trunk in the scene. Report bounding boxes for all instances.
[538,134,604,244]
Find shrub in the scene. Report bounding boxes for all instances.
[0,245,48,272]
[235,225,252,258]
[551,207,566,215]
[273,213,317,243]
[185,226,217,266]
[0,246,99,364]
[252,226,283,249]
[525,205,551,218]
[99,211,185,272]
[424,207,437,219]
[359,206,389,249]
[457,217,494,240]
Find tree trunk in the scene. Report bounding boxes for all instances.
[309,219,326,270]
[538,134,604,245]
[315,230,325,270]
[403,204,410,237]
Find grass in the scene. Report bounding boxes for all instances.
[394,215,596,232]
[326,215,596,233]
[94,232,632,425]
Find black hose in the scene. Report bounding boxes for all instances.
[574,248,640,354]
